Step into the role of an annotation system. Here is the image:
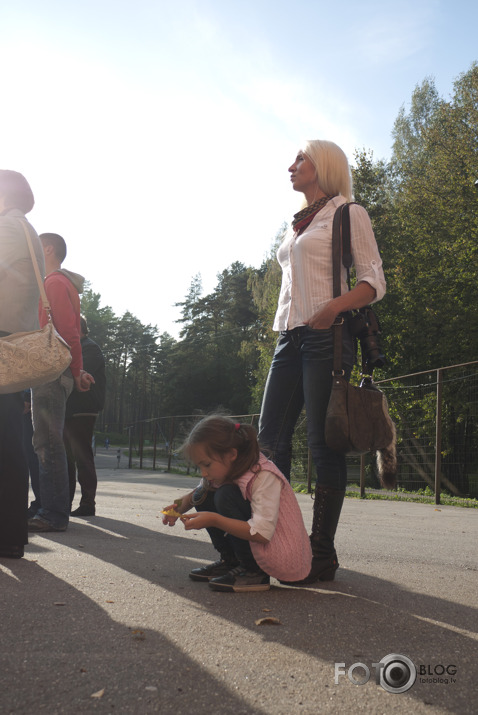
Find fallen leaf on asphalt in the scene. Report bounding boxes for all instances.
[91,689,105,698]
[255,617,281,626]
[434,508,441,511]
[54,602,66,606]
[131,629,146,640]
[262,608,272,612]
[106,600,114,603]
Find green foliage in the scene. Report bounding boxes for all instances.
[248,223,287,411]
[165,262,261,415]
[382,64,478,373]
[343,489,478,508]
[82,262,263,431]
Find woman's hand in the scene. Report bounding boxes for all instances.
[182,512,217,531]
[305,282,377,330]
[305,301,338,330]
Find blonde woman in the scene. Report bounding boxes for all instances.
[258,140,386,585]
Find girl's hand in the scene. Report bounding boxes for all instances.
[162,503,183,526]
[183,512,216,531]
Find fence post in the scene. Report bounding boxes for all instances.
[153,422,158,470]
[167,416,175,472]
[128,426,133,469]
[434,368,443,506]
[360,455,366,498]
[139,421,144,469]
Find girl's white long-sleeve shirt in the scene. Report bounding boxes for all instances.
[198,471,281,541]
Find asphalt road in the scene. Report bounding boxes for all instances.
[1,454,476,714]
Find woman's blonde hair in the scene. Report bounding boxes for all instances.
[303,140,353,203]
[182,415,260,482]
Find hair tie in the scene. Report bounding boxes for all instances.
[234,423,240,430]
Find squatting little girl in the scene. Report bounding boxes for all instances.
[162,415,311,592]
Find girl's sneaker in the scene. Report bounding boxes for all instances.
[189,555,239,582]
[208,566,270,592]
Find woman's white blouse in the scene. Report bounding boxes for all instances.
[273,195,386,331]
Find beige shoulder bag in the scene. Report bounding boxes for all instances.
[0,221,72,394]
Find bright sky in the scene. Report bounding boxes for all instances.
[2,0,476,337]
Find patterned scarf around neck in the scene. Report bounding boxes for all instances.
[292,195,334,235]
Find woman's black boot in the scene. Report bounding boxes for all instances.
[281,486,345,586]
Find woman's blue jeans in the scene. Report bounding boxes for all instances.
[258,325,354,491]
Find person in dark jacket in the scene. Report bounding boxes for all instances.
[64,316,106,517]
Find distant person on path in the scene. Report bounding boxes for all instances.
[65,316,106,517]
[104,437,110,449]
[0,171,44,558]
[258,140,386,585]
[162,415,311,592]
[30,233,94,533]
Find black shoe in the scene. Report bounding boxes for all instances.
[71,505,95,517]
[28,517,67,533]
[0,545,24,559]
[189,556,239,582]
[280,555,339,586]
[209,566,270,592]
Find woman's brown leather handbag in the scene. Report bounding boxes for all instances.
[325,370,394,455]
[324,204,396,486]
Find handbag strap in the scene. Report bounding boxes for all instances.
[18,219,51,316]
[331,205,345,300]
[331,203,353,374]
[332,202,355,295]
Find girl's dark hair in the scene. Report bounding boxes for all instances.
[183,415,260,481]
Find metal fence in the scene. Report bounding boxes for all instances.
[123,360,478,502]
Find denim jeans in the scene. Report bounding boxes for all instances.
[32,371,74,529]
[258,324,354,491]
[194,484,261,571]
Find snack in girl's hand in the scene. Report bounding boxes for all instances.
[161,507,189,520]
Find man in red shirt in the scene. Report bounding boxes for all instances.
[29,233,93,532]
